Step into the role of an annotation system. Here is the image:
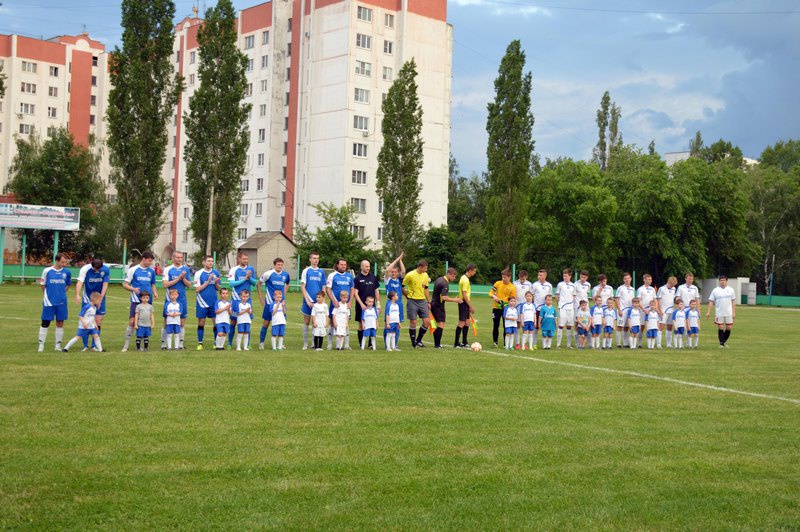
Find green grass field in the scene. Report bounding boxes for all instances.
[1,284,798,529]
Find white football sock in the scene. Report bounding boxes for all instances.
[39,327,49,348]
[55,327,64,347]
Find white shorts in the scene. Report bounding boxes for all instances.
[313,326,327,337]
[558,308,575,327]
[715,315,734,325]
[335,324,348,336]
[660,310,673,325]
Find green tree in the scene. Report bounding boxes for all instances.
[592,91,623,171]
[107,0,181,255]
[293,203,373,268]
[744,164,800,293]
[0,59,6,99]
[377,59,424,258]
[485,39,534,269]
[5,129,113,260]
[759,139,800,172]
[689,130,704,157]
[418,225,458,276]
[648,139,656,156]
[184,0,250,259]
[447,155,488,236]
[527,159,618,276]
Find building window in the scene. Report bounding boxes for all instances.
[350,225,365,238]
[246,58,254,72]
[287,43,292,57]
[377,226,383,241]
[352,170,367,184]
[285,92,290,106]
[91,75,97,86]
[47,107,57,118]
[238,228,247,240]
[171,157,175,169]
[92,55,98,67]
[353,143,368,158]
[48,86,58,97]
[354,88,370,104]
[257,153,265,167]
[261,79,268,92]
[283,141,288,155]
[258,129,266,142]
[282,166,287,179]
[382,92,388,103]
[19,103,35,115]
[19,124,34,135]
[357,6,372,22]
[260,104,267,117]
[241,203,249,216]
[256,203,263,216]
[385,13,395,28]
[384,40,394,55]
[262,31,269,45]
[89,114,96,125]
[47,126,57,138]
[90,95,97,106]
[241,179,249,192]
[356,33,372,49]
[244,35,255,49]
[280,216,285,231]
[183,207,189,219]
[284,117,289,130]
[22,61,37,73]
[378,199,384,213]
[351,198,366,213]
[245,83,253,97]
[182,229,189,243]
[280,191,286,205]
[286,67,291,81]
[20,82,36,94]
[355,60,371,77]
[190,51,196,64]
[261,55,269,70]
[189,74,195,85]
[256,178,264,191]
[49,66,59,77]
[383,67,393,82]
[353,115,369,131]
[287,18,292,32]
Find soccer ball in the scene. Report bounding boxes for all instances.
[470,342,482,352]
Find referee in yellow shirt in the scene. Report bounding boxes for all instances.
[455,264,478,348]
[402,260,432,348]
[490,269,516,347]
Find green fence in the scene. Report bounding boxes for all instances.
[756,295,800,308]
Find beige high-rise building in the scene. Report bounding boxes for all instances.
[159,0,452,264]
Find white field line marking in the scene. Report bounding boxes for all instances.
[483,349,800,406]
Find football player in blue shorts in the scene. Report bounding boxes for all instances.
[258,258,291,350]
[75,257,109,350]
[194,255,221,350]
[38,253,72,352]
[160,251,192,350]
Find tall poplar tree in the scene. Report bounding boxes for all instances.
[593,90,622,171]
[376,59,424,257]
[184,0,250,258]
[485,40,534,268]
[107,0,181,254]
[0,61,6,99]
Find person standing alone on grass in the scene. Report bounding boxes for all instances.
[122,251,158,352]
[160,252,192,350]
[193,255,221,351]
[489,269,516,348]
[430,267,463,349]
[300,252,326,350]
[454,264,477,349]
[75,257,109,350]
[259,258,291,350]
[402,260,432,348]
[707,275,736,348]
[354,260,380,349]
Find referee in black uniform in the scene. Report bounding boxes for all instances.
[430,267,463,349]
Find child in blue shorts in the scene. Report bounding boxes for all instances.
[520,292,537,350]
[575,299,591,349]
[134,291,155,351]
[270,290,287,350]
[646,307,660,349]
[62,292,103,352]
[590,295,604,349]
[503,296,519,350]
[672,298,687,349]
[164,289,183,350]
[603,299,617,349]
[236,289,253,351]
[537,294,557,349]
[360,296,379,350]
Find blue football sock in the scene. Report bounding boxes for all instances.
[260,326,268,343]
[198,326,205,343]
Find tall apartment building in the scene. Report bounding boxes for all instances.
[0,33,111,194]
[160,0,452,262]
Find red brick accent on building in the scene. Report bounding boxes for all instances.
[16,36,66,64]
[68,50,93,146]
[241,1,273,34]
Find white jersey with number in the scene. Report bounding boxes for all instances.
[616,284,635,311]
[658,285,677,315]
[709,286,736,317]
[647,310,660,331]
[555,281,576,310]
[513,280,533,303]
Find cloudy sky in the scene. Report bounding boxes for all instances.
[1,0,797,176]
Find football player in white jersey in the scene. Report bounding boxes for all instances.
[656,276,678,348]
[555,268,577,348]
[636,273,657,347]
[707,275,736,347]
[591,274,614,306]
[676,272,701,309]
[615,272,635,347]
[530,269,553,347]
